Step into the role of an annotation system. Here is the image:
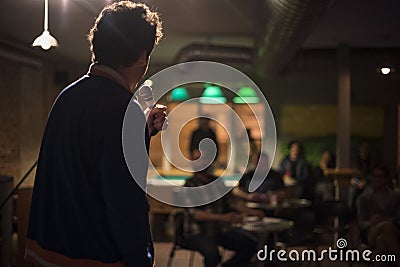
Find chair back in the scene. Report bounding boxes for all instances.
[170,209,191,246]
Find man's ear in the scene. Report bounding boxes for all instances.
[137,51,148,66]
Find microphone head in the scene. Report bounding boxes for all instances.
[139,85,152,98]
[139,85,155,108]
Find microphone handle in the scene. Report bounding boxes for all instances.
[145,100,155,109]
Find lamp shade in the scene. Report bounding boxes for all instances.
[233,87,259,104]
[170,87,189,101]
[32,30,58,50]
[200,85,227,104]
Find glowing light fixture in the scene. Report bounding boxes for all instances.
[233,87,260,104]
[380,67,391,75]
[200,85,226,104]
[170,87,189,102]
[32,0,58,50]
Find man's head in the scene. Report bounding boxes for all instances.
[88,1,163,69]
[370,165,391,190]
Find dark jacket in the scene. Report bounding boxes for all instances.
[26,73,153,267]
[279,156,309,184]
[238,169,285,193]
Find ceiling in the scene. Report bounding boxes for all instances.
[0,0,399,66]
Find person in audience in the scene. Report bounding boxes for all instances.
[189,117,219,160]
[279,140,310,198]
[357,165,400,262]
[233,152,286,204]
[183,150,262,267]
[349,141,374,209]
[313,150,335,201]
[312,150,351,232]
[235,128,260,173]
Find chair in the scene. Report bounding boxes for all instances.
[166,209,196,267]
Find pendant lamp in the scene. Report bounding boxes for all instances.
[32,0,58,50]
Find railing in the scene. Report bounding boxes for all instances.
[0,160,37,267]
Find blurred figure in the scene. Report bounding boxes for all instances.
[189,117,219,159]
[279,140,310,198]
[233,152,286,204]
[349,141,374,209]
[313,150,335,201]
[246,128,260,169]
[235,128,260,173]
[182,150,261,267]
[352,141,374,178]
[357,165,400,263]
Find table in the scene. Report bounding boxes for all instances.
[323,168,360,201]
[147,174,239,187]
[241,216,294,266]
[241,216,294,234]
[246,198,311,211]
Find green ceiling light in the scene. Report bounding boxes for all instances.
[233,87,260,104]
[170,87,189,101]
[200,85,227,104]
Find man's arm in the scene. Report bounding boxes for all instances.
[233,199,264,218]
[192,209,242,224]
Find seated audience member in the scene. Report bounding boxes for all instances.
[357,165,400,261]
[279,140,310,198]
[235,128,260,173]
[349,141,374,209]
[183,150,261,267]
[233,153,286,204]
[313,150,335,201]
[189,117,219,160]
[312,151,350,229]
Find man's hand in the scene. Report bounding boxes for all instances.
[247,209,264,219]
[283,175,296,186]
[246,193,262,202]
[146,104,167,135]
[220,212,243,224]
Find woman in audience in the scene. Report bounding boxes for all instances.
[313,150,335,201]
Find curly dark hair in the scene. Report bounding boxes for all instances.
[87,1,163,68]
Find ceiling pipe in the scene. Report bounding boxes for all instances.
[257,0,334,77]
[174,43,253,66]
[174,0,333,77]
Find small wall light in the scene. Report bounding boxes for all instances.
[380,67,391,75]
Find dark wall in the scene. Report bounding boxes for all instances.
[258,48,400,170]
[0,46,86,186]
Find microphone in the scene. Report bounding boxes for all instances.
[138,85,168,131]
[138,85,155,109]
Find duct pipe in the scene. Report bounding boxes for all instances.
[175,44,253,65]
[257,0,334,77]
